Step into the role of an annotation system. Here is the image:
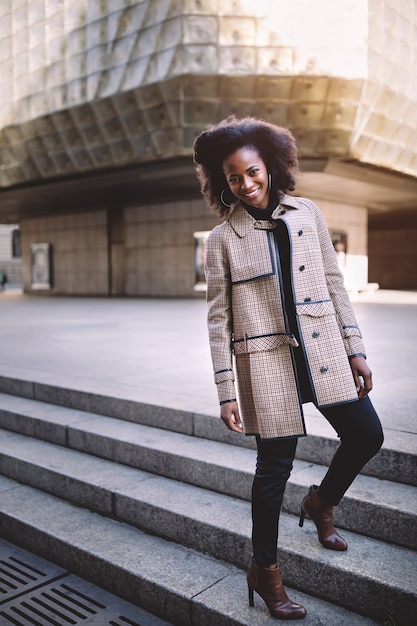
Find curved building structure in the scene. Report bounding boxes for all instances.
[0,0,416,294]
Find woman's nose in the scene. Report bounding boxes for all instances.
[240,176,251,190]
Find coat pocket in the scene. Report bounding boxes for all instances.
[229,231,276,284]
[233,332,299,355]
[295,299,335,317]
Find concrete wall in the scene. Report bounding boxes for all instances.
[124,197,216,297]
[20,212,108,294]
[18,199,218,297]
[17,195,370,297]
[368,228,417,289]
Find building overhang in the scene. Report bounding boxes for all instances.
[0,155,416,225]
[296,159,417,214]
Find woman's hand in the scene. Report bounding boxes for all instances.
[220,401,243,433]
[350,356,373,398]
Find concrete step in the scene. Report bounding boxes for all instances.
[0,475,389,625]
[0,429,416,626]
[0,398,416,550]
[0,376,416,487]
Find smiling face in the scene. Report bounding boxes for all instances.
[222,146,270,209]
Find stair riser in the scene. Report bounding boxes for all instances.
[0,408,68,445]
[1,452,416,623]
[119,492,416,626]
[65,430,417,549]
[0,376,195,436]
[1,494,415,625]
[0,434,415,549]
[67,429,253,501]
[0,455,114,514]
[0,376,34,399]
[0,477,255,626]
[1,401,415,503]
[0,452,254,566]
[115,494,253,569]
[1,376,415,487]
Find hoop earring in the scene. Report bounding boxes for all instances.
[268,173,272,190]
[220,188,235,208]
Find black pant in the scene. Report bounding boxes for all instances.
[251,396,384,566]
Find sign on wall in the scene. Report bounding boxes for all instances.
[31,243,53,290]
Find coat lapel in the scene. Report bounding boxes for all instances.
[271,194,300,219]
[227,204,255,238]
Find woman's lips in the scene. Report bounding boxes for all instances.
[242,187,260,199]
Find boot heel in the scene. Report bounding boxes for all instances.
[248,584,254,607]
[246,562,306,619]
[299,507,306,528]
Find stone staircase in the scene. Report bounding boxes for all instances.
[0,374,415,626]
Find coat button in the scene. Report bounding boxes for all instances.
[312,331,320,338]
[254,221,260,226]
[304,297,311,302]
[299,265,305,271]
[320,366,329,373]
[298,230,303,236]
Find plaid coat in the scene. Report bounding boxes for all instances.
[205,194,366,439]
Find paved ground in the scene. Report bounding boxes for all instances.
[0,287,416,438]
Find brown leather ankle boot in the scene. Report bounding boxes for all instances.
[247,562,306,620]
[299,484,348,551]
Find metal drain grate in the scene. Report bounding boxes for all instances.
[0,542,66,603]
[0,540,172,626]
[2,580,110,625]
[0,556,50,596]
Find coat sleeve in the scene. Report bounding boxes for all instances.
[310,201,367,358]
[205,226,237,405]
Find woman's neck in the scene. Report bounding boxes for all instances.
[242,201,274,220]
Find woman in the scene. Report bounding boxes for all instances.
[193,117,383,620]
